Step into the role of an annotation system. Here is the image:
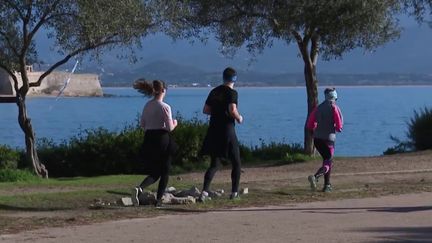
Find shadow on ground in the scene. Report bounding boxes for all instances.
[355,226,432,243]
[160,205,432,214]
[0,204,71,212]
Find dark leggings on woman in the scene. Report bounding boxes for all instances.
[139,170,169,201]
[203,145,241,193]
[138,130,174,200]
[313,138,335,186]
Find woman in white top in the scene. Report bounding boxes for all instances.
[132,79,178,207]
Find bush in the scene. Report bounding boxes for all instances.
[39,124,144,177]
[36,116,307,177]
[0,145,20,170]
[0,169,39,182]
[38,116,210,177]
[408,107,432,151]
[240,141,307,163]
[384,107,432,154]
[171,115,208,168]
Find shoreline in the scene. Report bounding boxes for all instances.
[102,84,432,89]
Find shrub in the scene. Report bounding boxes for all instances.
[407,107,432,151]
[251,141,304,161]
[240,141,307,163]
[36,116,307,177]
[0,145,20,170]
[38,116,210,177]
[384,107,432,154]
[0,169,39,182]
[39,124,144,177]
[171,115,208,168]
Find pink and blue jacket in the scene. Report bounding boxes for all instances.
[306,100,343,142]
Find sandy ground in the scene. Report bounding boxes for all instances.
[1,192,431,243]
[1,151,432,242]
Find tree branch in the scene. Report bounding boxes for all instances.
[28,0,63,42]
[310,32,319,66]
[4,0,25,20]
[29,40,118,87]
[21,1,32,54]
[0,30,19,56]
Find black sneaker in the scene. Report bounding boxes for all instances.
[229,192,240,200]
[154,199,163,208]
[322,184,333,193]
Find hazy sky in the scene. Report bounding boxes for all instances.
[36,15,432,74]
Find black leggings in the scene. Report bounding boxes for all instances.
[203,145,241,193]
[313,138,335,186]
[139,171,169,200]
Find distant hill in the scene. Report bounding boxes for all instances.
[34,23,432,86]
[88,60,432,87]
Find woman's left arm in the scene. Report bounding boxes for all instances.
[332,104,343,132]
[163,105,177,131]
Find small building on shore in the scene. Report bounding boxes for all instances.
[0,66,103,97]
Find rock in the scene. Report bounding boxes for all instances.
[138,191,157,205]
[208,189,224,198]
[171,196,196,205]
[241,188,249,195]
[119,197,133,206]
[162,193,175,204]
[174,186,201,198]
[166,186,176,193]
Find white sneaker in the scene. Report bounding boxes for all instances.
[131,187,142,206]
[198,191,210,203]
[308,175,317,191]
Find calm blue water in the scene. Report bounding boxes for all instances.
[1,86,431,156]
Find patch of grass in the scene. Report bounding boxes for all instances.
[0,172,431,235]
[0,169,41,183]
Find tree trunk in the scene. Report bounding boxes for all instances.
[296,33,319,155]
[16,93,48,178]
[303,61,319,155]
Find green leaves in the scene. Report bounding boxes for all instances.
[0,0,151,74]
[167,0,403,60]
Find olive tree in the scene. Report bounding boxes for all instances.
[166,0,402,154]
[403,0,432,22]
[0,0,152,177]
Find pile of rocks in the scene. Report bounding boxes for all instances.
[120,186,247,206]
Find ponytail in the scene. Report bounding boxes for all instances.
[133,79,167,97]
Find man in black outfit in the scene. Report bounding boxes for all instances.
[199,67,243,201]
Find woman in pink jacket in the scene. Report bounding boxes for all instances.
[306,88,343,192]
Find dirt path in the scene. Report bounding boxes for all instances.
[1,192,431,243]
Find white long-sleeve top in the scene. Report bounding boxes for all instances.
[140,99,175,131]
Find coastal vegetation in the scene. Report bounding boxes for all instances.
[2,1,432,177]
[385,107,432,154]
[0,117,309,181]
[163,0,406,155]
[0,0,151,177]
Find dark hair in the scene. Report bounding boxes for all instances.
[324,87,336,95]
[133,79,167,97]
[223,67,237,82]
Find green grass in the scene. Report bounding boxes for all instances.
[1,172,431,235]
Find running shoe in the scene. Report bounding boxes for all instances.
[322,184,333,193]
[197,191,210,203]
[308,175,317,191]
[131,187,142,206]
[155,199,163,208]
[229,192,240,200]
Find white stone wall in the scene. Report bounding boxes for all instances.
[0,69,103,97]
